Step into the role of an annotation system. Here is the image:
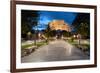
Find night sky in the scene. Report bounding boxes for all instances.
[31,10,78,30]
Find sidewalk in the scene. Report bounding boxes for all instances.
[21,40,89,63]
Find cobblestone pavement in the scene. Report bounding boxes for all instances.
[21,40,89,63]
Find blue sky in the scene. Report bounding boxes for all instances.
[32,10,78,30]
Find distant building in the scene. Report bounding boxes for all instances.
[49,20,71,32]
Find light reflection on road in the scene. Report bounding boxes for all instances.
[21,40,89,63]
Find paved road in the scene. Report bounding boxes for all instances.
[21,40,89,63]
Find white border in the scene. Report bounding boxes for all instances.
[16,5,95,69]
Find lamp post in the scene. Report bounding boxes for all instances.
[34,30,36,45]
[77,34,81,45]
[34,24,38,46]
[27,32,31,40]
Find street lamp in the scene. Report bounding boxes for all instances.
[77,34,81,45]
[34,24,38,46]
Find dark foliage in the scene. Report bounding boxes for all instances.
[21,10,39,39]
[72,13,90,38]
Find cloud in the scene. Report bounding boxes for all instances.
[33,11,77,30]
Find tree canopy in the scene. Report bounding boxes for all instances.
[21,10,39,38]
[72,13,90,38]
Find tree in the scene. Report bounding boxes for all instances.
[77,22,89,38]
[45,23,50,38]
[21,10,39,39]
[72,13,90,39]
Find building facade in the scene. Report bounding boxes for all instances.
[49,20,71,32]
